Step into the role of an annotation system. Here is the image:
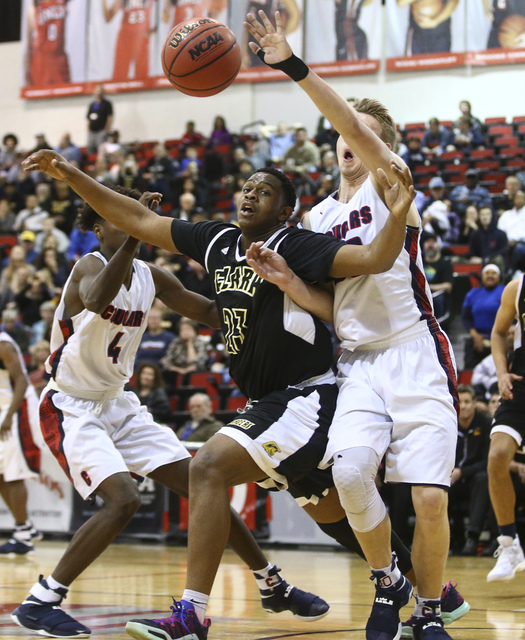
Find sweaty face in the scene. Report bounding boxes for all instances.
[336,113,382,180]
[237,173,288,235]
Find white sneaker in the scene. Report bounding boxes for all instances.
[487,535,525,582]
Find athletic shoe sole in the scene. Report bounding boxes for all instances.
[11,614,90,638]
[126,621,200,640]
[487,560,525,582]
[262,605,330,622]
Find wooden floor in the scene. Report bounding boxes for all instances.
[1,540,525,639]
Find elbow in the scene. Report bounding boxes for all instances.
[83,298,108,315]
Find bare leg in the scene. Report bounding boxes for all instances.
[150,458,268,571]
[411,485,449,599]
[185,434,267,594]
[0,478,28,524]
[488,433,519,526]
[52,472,141,585]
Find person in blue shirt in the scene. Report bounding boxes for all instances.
[450,169,493,218]
[66,226,99,263]
[462,264,505,369]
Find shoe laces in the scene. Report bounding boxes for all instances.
[154,599,194,633]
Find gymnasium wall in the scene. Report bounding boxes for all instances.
[1,39,523,151]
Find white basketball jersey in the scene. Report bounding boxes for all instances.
[47,252,156,394]
[0,331,33,407]
[308,177,434,350]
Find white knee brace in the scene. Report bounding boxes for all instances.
[332,447,387,533]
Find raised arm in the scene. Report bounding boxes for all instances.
[491,278,522,400]
[244,11,414,216]
[150,264,221,329]
[245,242,335,324]
[22,150,178,253]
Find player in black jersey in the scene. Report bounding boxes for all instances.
[487,276,525,582]
[22,149,414,640]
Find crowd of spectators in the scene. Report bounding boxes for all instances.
[1,100,525,552]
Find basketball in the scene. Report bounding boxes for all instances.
[412,0,443,26]
[498,14,525,48]
[161,18,241,97]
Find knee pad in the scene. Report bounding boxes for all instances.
[332,447,386,533]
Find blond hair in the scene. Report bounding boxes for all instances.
[353,98,397,151]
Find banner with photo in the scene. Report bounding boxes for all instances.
[304,0,381,76]
[466,0,525,66]
[386,0,467,72]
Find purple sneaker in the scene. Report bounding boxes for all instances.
[126,599,210,640]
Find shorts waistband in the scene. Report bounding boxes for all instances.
[46,380,124,403]
[347,321,430,352]
[289,368,337,390]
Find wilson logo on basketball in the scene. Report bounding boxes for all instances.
[169,19,214,49]
[189,32,225,61]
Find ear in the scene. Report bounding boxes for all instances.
[386,143,392,150]
[92,222,103,238]
[279,205,294,222]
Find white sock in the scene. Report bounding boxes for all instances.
[414,595,441,618]
[372,557,402,589]
[47,575,68,592]
[252,563,281,591]
[182,589,209,624]
[30,580,62,603]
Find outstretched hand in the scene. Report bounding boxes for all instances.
[22,149,74,182]
[243,11,293,64]
[376,162,415,222]
[246,241,294,287]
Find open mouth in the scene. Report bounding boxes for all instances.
[343,150,354,161]
[240,203,255,215]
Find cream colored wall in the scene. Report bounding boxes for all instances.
[1,39,524,151]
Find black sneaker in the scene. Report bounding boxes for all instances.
[258,565,329,621]
[0,538,34,556]
[366,566,413,640]
[12,577,91,638]
[413,609,452,639]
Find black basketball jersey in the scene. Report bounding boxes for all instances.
[171,219,344,399]
[511,274,525,376]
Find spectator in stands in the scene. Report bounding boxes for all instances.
[208,115,233,148]
[450,168,492,218]
[488,392,501,419]
[314,174,336,206]
[115,152,141,191]
[493,175,522,214]
[34,217,70,257]
[14,271,53,328]
[314,116,338,152]
[265,121,295,163]
[161,318,209,379]
[172,192,202,222]
[14,194,48,233]
[35,183,52,214]
[141,144,176,204]
[98,129,124,164]
[90,156,113,185]
[498,190,525,273]
[30,300,56,346]
[178,146,201,177]
[395,130,408,158]
[458,204,480,245]
[471,351,499,403]
[66,225,99,263]
[86,84,114,154]
[0,246,35,309]
[48,182,78,235]
[462,263,504,368]
[450,116,486,153]
[469,205,508,273]
[0,133,19,170]
[319,149,340,188]
[30,133,52,154]
[19,230,39,264]
[283,127,320,174]
[136,307,175,368]
[422,117,452,156]
[420,176,452,241]
[422,232,453,320]
[243,135,270,170]
[130,362,173,425]
[176,392,223,442]
[54,132,82,166]
[0,198,16,233]
[28,339,50,396]
[449,385,492,556]
[180,120,206,149]
[516,168,525,190]
[401,135,426,171]
[0,308,31,355]
[34,246,69,290]
[455,100,483,132]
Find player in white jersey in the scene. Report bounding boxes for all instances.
[245,12,458,640]
[0,331,42,556]
[12,186,330,638]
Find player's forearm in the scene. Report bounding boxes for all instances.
[491,331,510,377]
[278,272,334,324]
[83,239,140,313]
[6,375,28,420]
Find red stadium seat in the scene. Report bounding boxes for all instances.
[485,117,507,125]
[512,115,525,124]
[488,125,513,138]
[470,149,495,160]
[494,136,519,148]
[474,160,500,172]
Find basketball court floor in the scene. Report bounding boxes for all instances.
[1,541,524,639]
